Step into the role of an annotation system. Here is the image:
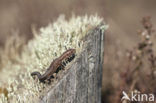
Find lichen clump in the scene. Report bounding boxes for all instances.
[0,15,104,102]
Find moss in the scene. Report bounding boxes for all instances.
[0,14,107,102]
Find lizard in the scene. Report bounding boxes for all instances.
[31,49,76,83]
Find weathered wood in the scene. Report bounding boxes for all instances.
[40,24,105,103]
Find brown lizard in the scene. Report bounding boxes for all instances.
[31,49,76,83]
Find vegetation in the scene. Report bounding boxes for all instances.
[102,17,156,103]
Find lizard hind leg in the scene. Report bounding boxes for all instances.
[47,78,51,84]
[46,76,53,84]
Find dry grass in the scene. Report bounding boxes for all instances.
[0,15,106,103]
[102,17,156,103]
[0,1,156,103]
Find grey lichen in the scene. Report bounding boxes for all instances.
[0,14,107,103]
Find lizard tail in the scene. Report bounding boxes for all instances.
[31,72,46,83]
[31,71,41,77]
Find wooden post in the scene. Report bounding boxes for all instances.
[40,24,105,103]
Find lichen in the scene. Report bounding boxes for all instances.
[0,14,107,102]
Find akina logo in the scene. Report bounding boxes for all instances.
[121,90,155,102]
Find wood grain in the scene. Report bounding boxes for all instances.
[40,24,105,103]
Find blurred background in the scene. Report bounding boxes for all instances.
[0,0,156,103]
